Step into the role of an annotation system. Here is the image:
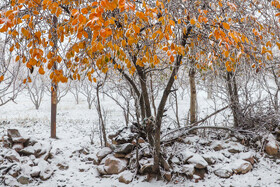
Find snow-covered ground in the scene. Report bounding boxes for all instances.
[1,90,280,187]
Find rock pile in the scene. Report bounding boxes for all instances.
[0,129,53,186]
[95,124,280,184]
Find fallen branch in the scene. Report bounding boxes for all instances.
[161,105,229,140]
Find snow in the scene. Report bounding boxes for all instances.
[0,90,280,186]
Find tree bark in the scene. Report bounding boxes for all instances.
[189,63,197,124]
[226,72,242,128]
[50,15,58,139]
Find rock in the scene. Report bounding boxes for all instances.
[57,162,69,170]
[211,141,224,151]
[228,142,244,153]
[214,167,233,178]
[164,172,172,182]
[38,160,54,180]
[113,127,138,145]
[114,153,126,158]
[2,136,12,148]
[19,146,35,156]
[142,147,152,158]
[265,134,279,155]
[187,154,208,169]
[30,166,40,177]
[7,129,29,144]
[17,176,30,185]
[239,152,255,165]
[79,147,90,155]
[179,150,194,164]
[231,160,252,174]
[87,155,99,165]
[5,149,20,162]
[171,156,180,164]
[119,171,134,184]
[114,143,134,155]
[103,155,127,175]
[96,147,112,161]
[138,137,145,143]
[4,175,20,187]
[181,164,195,177]
[203,154,216,165]
[194,168,207,179]
[12,143,24,152]
[34,142,52,160]
[8,165,21,178]
[139,163,153,174]
[96,165,107,175]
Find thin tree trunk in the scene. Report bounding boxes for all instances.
[226,72,241,128]
[51,15,58,139]
[96,83,107,147]
[189,65,197,124]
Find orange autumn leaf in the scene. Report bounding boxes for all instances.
[0,75,4,82]
[190,19,196,25]
[222,22,230,30]
[39,66,45,75]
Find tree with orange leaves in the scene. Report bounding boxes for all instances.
[1,0,278,176]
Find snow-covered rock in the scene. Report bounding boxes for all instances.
[5,149,20,162]
[214,167,233,178]
[17,175,31,185]
[38,160,54,180]
[30,166,40,177]
[211,141,224,151]
[119,170,134,184]
[96,147,112,161]
[103,155,127,174]
[114,143,134,155]
[20,146,35,156]
[187,154,208,169]
[231,160,252,174]
[227,142,244,153]
[265,134,279,155]
[181,164,195,176]
[12,143,24,152]
[238,152,255,165]
[179,149,194,163]
[7,129,29,144]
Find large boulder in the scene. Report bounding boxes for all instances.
[187,154,208,169]
[265,134,279,155]
[103,155,127,175]
[96,147,112,162]
[231,160,252,174]
[114,143,134,155]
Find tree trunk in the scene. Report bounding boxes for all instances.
[226,72,241,128]
[189,65,197,124]
[51,84,57,138]
[50,15,58,139]
[96,83,107,147]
